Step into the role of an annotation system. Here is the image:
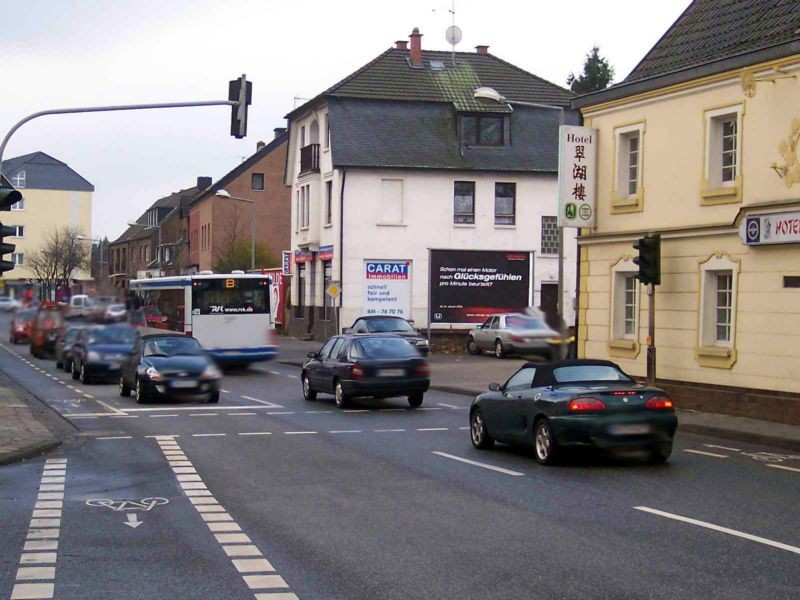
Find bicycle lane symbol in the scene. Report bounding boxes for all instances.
[85,497,169,528]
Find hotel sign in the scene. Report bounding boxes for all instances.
[740,211,800,245]
[558,125,597,228]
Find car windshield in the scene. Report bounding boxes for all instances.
[355,337,418,358]
[15,310,35,321]
[365,317,415,333]
[144,336,202,357]
[88,327,136,345]
[65,329,82,342]
[505,316,549,330]
[108,304,125,311]
[553,365,631,383]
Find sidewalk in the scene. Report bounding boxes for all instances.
[276,335,800,452]
[0,370,61,466]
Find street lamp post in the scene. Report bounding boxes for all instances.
[216,190,256,272]
[127,221,162,275]
[473,87,569,357]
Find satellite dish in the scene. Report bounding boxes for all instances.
[445,25,462,46]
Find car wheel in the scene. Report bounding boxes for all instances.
[470,409,494,449]
[467,336,481,355]
[647,442,673,464]
[79,363,90,385]
[302,373,317,401]
[208,392,220,404]
[71,361,80,380]
[135,378,148,404]
[119,376,131,397]
[56,359,63,369]
[494,339,506,359]
[334,381,349,409]
[408,392,424,408]
[533,418,560,465]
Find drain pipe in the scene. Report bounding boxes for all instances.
[338,168,347,334]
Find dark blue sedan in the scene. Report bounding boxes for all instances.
[71,324,137,384]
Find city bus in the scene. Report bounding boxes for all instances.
[129,272,277,364]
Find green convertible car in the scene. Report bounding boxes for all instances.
[469,359,678,465]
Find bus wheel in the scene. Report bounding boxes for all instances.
[208,392,220,403]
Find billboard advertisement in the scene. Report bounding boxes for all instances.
[429,250,532,326]
[363,260,412,318]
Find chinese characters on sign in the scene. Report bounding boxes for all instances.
[558,125,597,228]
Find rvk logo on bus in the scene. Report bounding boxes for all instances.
[366,262,410,280]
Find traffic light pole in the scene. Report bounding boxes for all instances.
[0,98,240,181]
[647,283,656,386]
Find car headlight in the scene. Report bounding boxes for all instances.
[201,364,222,380]
[87,351,101,362]
[145,366,164,381]
[415,339,428,346]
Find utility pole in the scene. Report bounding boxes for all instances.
[633,234,661,386]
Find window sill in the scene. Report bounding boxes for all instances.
[697,345,731,358]
[376,222,407,227]
[299,227,310,232]
[609,339,636,350]
[610,188,644,214]
[323,223,333,229]
[608,338,640,358]
[494,224,516,229]
[453,223,476,228]
[700,178,741,205]
[695,345,737,369]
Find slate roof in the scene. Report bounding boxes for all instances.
[1,151,94,192]
[328,98,581,173]
[626,0,800,84]
[190,130,288,207]
[289,48,573,119]
[574,0,800,108]
[111,185,202,245]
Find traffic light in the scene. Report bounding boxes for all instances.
[633,234,661,285]
[229,74,252,139]
[0,187,22,274]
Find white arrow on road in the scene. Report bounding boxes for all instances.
[124,513,142,528]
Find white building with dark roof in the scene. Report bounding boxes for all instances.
[285,29,579,342]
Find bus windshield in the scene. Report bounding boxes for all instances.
[191,278,270,316]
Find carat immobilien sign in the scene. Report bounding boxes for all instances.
[558,125,597,228]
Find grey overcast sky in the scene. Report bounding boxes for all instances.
[0,0,689,241]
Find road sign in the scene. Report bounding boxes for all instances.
[326,281,341,299]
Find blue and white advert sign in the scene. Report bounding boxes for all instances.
[739,211,800,246]
[363,260,412,318]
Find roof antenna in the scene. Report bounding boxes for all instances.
[444,0,461,66]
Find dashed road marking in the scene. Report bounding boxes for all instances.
[241,396,284,408]
[766,464,800,473]
[329,430,362,434]
[432,451,525,477]
[634,506,800,555]
[150,414,178,418]
[96,436,132,440]
[375,429,406,433]
[190,413,218,417]
[284,431,317,435]
[437,403,463,409]
[418,427,448,432]
[704,444,741,452]
[230,412,258,416]
[683,449,729,458]
[239,432,272,436]
[192,433,226,437]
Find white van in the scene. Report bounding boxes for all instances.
[67,294,95,318]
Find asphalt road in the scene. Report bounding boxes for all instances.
[1,314,799,599]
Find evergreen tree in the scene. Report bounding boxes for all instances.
[567,46,615,94]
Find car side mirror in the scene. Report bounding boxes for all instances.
[489,382,501,392]
[343,328,354,334]
[307,351,318,359]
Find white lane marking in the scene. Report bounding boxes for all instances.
[221,389,231,393]
[437,403,463,409]
[458,426,470,430]
[125,406,260,412]
[286,375,299,380]
[284,431,318,435]
[109,415,138,419]
[432,451,525,476]
[96,436,132,440]
[190,413,218,417]
[266,411,294,415]
[634,506,800,555]
[342,409,368,413]
[417,407,442,411]
[224,545,261,557]
[150,414,178,418]
[304,410,332,414]
[704,444,741,452]
[329,430,362,434]
[243,574,289,590]
[418,428,448,432]
[239,432,272,436]
[65,415,98,419]
[230,412,257,416]
[683,449,729,458]
[767,464,800,473]
[10,582,55,597]
[192,433,226,437]
[241,396,284,408]
[268,371,280,375]
[375,429,406,433]
[232,558,275,573]
[146,435,180,439]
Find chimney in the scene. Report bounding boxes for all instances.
[273,127,287,139]
[395,40,408,50]
[475,45,489,55]
[256,140,266,151]
[197,176,212,190]
[409,28,423,66]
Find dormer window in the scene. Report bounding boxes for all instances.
[11,170,25,189]
[461,114,505,146]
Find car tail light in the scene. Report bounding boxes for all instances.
[508,334,525,343]
[416,363,431,377]
[646,395,674,409]
[568,397,606,412]
[351,362,364,379]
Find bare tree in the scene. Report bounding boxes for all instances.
[26,227,91,299]
[212,204,275,272]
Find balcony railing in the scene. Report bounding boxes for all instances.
[300,143,320,174]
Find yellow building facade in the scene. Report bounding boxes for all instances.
[574,2,800,423]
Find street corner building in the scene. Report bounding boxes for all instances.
[0,151,94,298]
[284,28,581,341]
[572,0,800,423]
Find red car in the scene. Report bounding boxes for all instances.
[30,303,66,358]
[143,306,169,329]
[9,309,35,344]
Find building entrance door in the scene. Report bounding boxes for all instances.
[540,283,559,329]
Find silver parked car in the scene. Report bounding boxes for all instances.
[467,313,558,359]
